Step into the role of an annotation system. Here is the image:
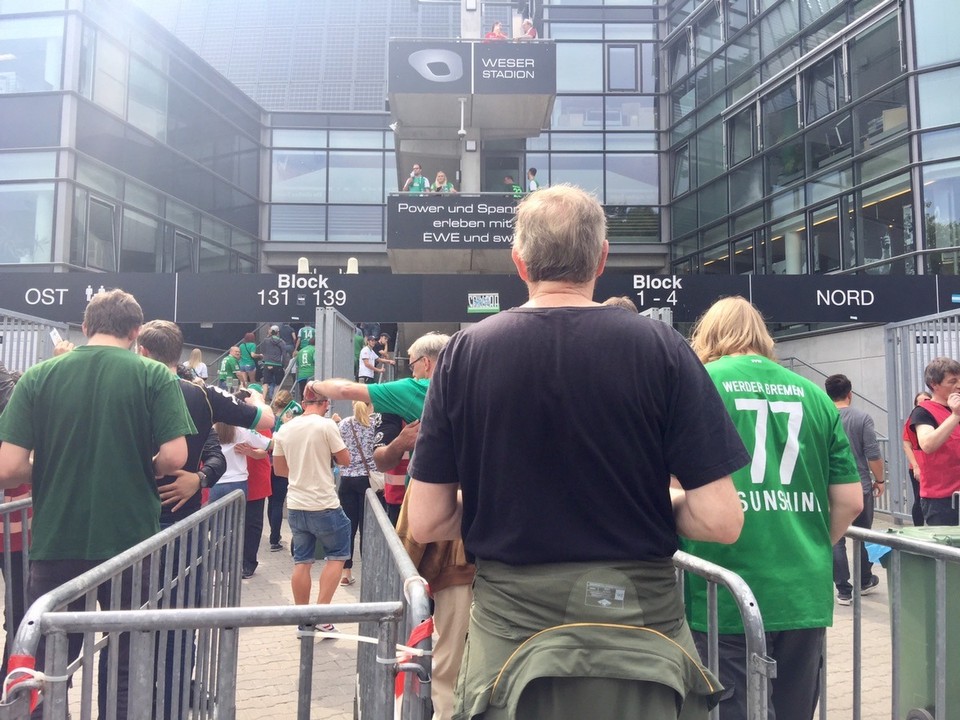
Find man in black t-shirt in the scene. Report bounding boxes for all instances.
[407,184,749,719]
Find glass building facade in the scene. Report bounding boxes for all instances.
[2,0,959,277]
[664,0,960,278]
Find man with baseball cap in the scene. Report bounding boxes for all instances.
[259,325,287,402]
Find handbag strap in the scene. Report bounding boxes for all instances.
[348,420,374,474]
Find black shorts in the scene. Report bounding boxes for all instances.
[262,365,283,385]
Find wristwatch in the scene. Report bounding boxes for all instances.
[197,469,210,488]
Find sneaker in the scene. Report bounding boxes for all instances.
[837,591,852,606]
[860,574,880,595]
[318,623,337,634]
[269,542,284,552]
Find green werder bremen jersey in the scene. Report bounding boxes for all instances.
[682,355,859,633]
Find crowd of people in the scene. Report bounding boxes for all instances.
[4,185,960,720]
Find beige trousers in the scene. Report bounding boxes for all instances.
[431,583,473,720]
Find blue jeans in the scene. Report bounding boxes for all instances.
[288,508,351,563]
[207,480,246,504]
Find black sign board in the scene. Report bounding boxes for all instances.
[0,272,950,325]
[0,273,175,324]
[387,194,517,249]
[473,41,556,95]
[388,41,472,94]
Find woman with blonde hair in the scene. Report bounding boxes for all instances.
[187,348,208,382]
[683,295,862,720]
[336,400,377,585]
[689,295,775,364]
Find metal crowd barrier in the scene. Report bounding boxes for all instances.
[0,498,31,673]
[676,551,776,720]
[822,526,960,720]
[357,489,433,720]
[0,490,246,720]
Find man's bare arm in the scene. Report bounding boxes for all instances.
[273,454,289,477]
[407,479,462,543]
[373,420,420,471]
[672,476,744,544]
[153,437,188,478]
[868,457,886,496]
[917,393,960,454]
[309,379,371,403]
[828,482,864,544]
[0,442,32,488]
[333,448,351,467]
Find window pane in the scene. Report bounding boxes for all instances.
[640,43,655,93]
[808,112,852,170]
[762,82,799,147]
[672,195,698,238]
[0,182,53,263]
[699,179,728,226]
[767,137,805,191]
[270,205,326,242]
[329,130,384,149]
[199,239,230,272]
[557,44,603,92]
[607,205,659,243]
[551,153,604,196]
[128,57,167,141]
[922,129,960,164]
[328,152,384,203]
[860,141,908,182]
[606,96,655,131]
[549,24,603,40]
[605,154,657,205]
[0,16,63,93]
[726,28,759,83]
[856,82,907,152]
[767,213,807,274]
[918,68,960,129]
[759,0,799,56]
[732,235,755,274]
[849,16,901,100]
[174,231,196,273]
[858,174,912,274]
[673,144,690,197]
[807,167,851,204]
[606,133,656,151]
[327,205,382,243]
[93,33,128,116]
[697,122,724,184]
[550,132,603,150]
[86,197,117,271]
[273,129,327,148]
[924,168,960,272]
[806,55,838,123]
[669,37,689,84]
[119,208,160,272]
[730,107,755,166]
[915,0,960,68]
[607,24,655,41]
[694,5,722,65]
[608,46,637,92]
[731,159,763,211]
[811,204,841,273]
[272,150,326,203]
[552,95,603,130]
[0,151,55,180]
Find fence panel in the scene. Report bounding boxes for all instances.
[316,307,358,419]
[884,308,960,523]
[676,551,776,720]
[357,490,433,720]
[819,526,960,720]
[0,491,245,720]
[0,309,69,372]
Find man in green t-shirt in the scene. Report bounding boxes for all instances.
[218,346,241,389]
[0,289,196,719]
[296,337,316,399]
[685,297,863,720]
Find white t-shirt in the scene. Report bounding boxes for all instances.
[219,427,270,484]
[359,346,377,379]
[192,362,208,380]
[272,414,347,511]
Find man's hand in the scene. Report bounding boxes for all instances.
[395,419,421,453]
[234,442,267,459]
[53,340,75,356]
[950,392,960,416]
[159,470,201,512]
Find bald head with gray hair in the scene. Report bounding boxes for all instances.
[512,184,607,284]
